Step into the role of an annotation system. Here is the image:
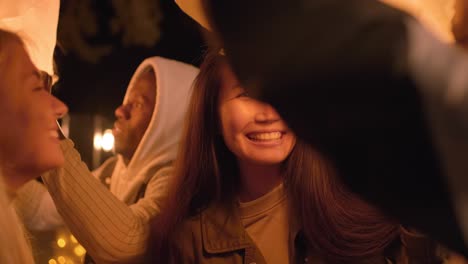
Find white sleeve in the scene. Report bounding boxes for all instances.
[13,180,63,231]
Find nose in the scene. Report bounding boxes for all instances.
[115,104,130,120]
[52,95,68,119]
[254,102,281,124]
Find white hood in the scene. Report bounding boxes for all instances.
[110,57,199,202]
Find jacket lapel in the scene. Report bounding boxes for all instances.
[201,203,253,254]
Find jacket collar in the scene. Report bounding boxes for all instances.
[200,202,255,254]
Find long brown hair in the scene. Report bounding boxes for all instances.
[151,50,399,263]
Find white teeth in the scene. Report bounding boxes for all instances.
[50,130,59,139]
[248,132,282,141]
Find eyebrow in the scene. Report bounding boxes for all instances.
[27,70,42,81]
[230,83,242,90]
[140,94,153,103]
[34,70,41,78]
[129,93,153,104]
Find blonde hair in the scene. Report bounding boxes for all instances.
[0,29,21,72]
[0,29,35,264]
[0,174,35,264]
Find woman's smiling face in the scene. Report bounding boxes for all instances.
[218,63,296,166]
[0,38,68,188]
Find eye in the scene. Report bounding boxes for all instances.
[134,102,144,108]
[236,91,250,98]
[33,86,45,92]
[39,71,53,91]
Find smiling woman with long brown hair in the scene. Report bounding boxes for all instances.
[148,49,442,264]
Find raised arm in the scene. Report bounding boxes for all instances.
[42,139,170,263]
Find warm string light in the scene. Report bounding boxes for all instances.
[57,256,66,264]
[57,238,66,248]
[101,129,115,151]
[50,230,86,264]
[74,245,86,257]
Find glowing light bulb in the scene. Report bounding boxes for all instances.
[93,133,103,150]
[57,256,66,264]
[101,129,114,152]
[74,245,86,256]
[57,238,66,248]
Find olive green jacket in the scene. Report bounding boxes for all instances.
[169,203,442,264]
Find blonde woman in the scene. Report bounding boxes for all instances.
[0,29,68,263]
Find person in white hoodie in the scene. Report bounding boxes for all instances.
[17,56,199,263]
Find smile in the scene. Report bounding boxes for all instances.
[113,122,123,135]
[246,131,283,141]
[49,130,59,139]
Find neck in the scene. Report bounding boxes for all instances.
[237,161,283,202]
[5,186,16,201]
[1,168,28,200]
[122,156,130,166]
[119,153,132,166]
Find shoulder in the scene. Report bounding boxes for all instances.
[100,156,119,168]
[169,214,204,262]
[398,226,445,263]
[92,156,118,178]
[145,163,173,186]
[152,163,173,176]
[174,214,203,244]
[147,214,203,264]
